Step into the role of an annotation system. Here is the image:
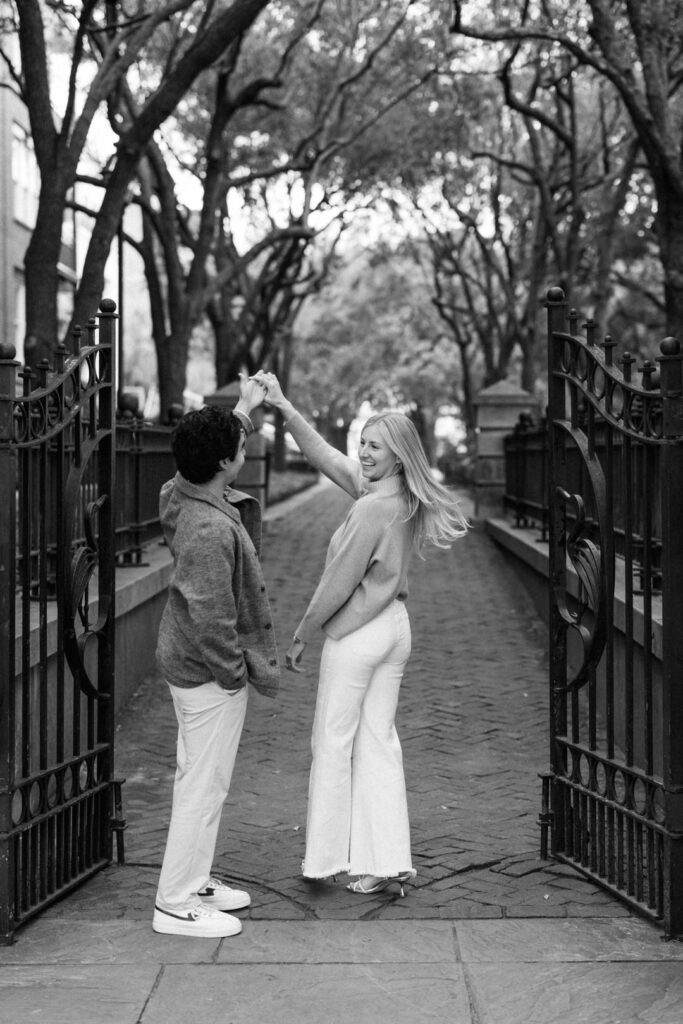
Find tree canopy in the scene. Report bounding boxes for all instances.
[3,0,678,439]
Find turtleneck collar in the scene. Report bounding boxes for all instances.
[360,473,405,497]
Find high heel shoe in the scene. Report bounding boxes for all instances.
[346,873,412,897]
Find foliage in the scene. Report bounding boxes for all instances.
[5,0,680,419]
[451,0,683,342]
[109,0,455,417]
[290,234,462,431]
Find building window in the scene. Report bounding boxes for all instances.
[11,123,40,228]
[13,274,26,364]
[57,277,75,339]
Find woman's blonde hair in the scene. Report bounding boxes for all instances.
[364,411,469,549]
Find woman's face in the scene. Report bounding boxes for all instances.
[358,423,397,481]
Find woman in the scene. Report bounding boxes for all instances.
[255,371,468,895]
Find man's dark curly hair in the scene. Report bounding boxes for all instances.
[171,406,243,484]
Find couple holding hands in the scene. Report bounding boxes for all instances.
[152,371,468,938]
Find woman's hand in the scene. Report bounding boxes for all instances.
[250,371,289,412]
[285,636,307,674]
[238,371,268,411]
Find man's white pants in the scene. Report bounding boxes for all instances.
[156,681,247,912]
[302,601,414,879]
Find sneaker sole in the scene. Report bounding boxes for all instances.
[199,896,251,912]
[153,915,242,938]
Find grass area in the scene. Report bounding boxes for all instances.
[267,466,318,506]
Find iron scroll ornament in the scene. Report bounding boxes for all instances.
[551,423,612,692]
[63,492,112,703]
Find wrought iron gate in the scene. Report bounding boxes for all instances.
[540,287,683,938]
[0,302,122,944]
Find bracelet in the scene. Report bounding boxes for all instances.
[232,409,254,436]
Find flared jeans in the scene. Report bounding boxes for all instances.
[156,680,247,913]
[302,600,414,879]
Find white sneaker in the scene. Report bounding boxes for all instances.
[153,903,242,938]
[198,876,251,911]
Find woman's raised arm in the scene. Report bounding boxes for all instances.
[253,371,362,498]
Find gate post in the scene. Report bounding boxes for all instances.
[472,380,538,518]
[95,301,118,857]
[0,343,19,942]
[658,339,683,937]
[545,287,569,854]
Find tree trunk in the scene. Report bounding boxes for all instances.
[156,334,189,424]
[655,191,683,343]
[518,310,540,395]
[23,183,68,368]
[273,411,288,471]
[213,316,244,387]
[319,410,348,453]
[412,403,436,464]
[70,159,136,337]
[457,340,477,436]
[270,335,292,470]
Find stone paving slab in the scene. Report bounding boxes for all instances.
[215,920,457,964]
[467,962,683,1024]
[455,917,683,962]
[140,963,469,1024]
[0,965,159,1024]
[0,919,225,965]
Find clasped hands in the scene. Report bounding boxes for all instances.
[249,370,281,402]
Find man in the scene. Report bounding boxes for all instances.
[153,378,278,938]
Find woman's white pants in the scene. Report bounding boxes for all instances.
[156,681,247,912]
[302,601,413,879]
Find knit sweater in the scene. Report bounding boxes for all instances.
[156,473,280,698]
[285,412,414,642]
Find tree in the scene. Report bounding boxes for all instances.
[59,0,453,417]
[122,0,454,416]
[436,49,641,393]
[451,0,683,341]
[3,0,273,368]
[365,19,645,401]
[292,236,462,456]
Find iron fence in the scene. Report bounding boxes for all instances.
[504,421,663,591]
[503,415,548,540]
[113,419,175,564]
